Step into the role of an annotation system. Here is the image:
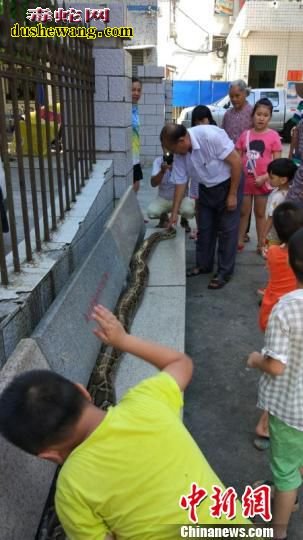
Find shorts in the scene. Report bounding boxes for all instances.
[266,239,280,247]
[243,174,270,196]
[133,163,143,184]
[269,414,303,491]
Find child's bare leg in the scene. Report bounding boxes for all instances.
[254,196,267,249]
[255,411,269,438]
[238,195,252,245]
[272,488,297,539]
[133,180,140,193]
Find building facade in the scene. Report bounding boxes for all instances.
[227,0,303,88]
[123,0,158,72]
[121,1,235,80]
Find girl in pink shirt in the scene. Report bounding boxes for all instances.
[236,98,282,254]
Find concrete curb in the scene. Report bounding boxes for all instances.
[115,227,186,400]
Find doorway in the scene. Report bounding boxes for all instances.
[248,55,277,88]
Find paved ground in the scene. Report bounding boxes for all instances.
[139,161,302,538]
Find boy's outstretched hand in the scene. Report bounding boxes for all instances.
[92,305,127,349]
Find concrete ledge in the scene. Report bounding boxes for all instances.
[32,187,144,385]
[0,160,114,368]
[0,339,56,539]
[115,228,186,400]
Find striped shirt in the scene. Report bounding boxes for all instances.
[132,104,140,165]
[258,289,303,431]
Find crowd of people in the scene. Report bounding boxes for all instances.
[130,77,303,539]
[0,79,303,540]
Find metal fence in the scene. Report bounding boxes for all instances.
[0,0,96,285]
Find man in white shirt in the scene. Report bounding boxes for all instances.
[162,123,243,289]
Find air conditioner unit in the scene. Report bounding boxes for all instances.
[229,15,235,24]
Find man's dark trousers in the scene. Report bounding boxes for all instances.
[196,176,243,280]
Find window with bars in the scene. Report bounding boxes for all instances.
[212,35,227,51]
[129,50,144,76]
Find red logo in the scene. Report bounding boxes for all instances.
[210,485,237,520]
[242,484,272,521]
[179,482,207,524]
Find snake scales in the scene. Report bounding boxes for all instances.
[36,226,177,540]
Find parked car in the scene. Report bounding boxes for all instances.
[177,88,300,141]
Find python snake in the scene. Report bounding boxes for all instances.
[36,226,177,540]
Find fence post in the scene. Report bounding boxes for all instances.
[136,65,169,167]
[92,2,133,199]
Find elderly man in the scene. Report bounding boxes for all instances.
[162,123,243,289]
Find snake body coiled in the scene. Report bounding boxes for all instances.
[88,227,176,408]
[37,227,177,540]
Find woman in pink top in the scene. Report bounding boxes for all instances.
[236,98,282,253]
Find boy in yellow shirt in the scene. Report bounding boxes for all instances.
[0,306,252,539]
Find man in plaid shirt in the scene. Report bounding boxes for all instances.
[247,226,303,540]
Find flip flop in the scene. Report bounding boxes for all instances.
[244,233,250,243]
[253,436,270,451]
[186,267,212,278]
[207,275,229,290]
[180,217,191,233]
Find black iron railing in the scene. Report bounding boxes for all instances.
[0,0,96,285]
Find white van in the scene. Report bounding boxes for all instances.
[177,88,300,141]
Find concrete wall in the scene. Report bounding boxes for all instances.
[137,65,173,166]
[230,0,303,33]
[165,79,173,123]
[227,0,303,86]
[227,31,303,87]
[125,0,158,54]
[89,2,133,199]
[157,0,231,80]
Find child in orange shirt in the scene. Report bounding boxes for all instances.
[259,202,303,332]
[255,202,303,449]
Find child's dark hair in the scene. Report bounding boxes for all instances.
[273,202,303,244]
[0,370,87,455]
[267,158,297,182]
[288,227,303,282]
[191,105,216,127]
[160,123,187,144]
[132,77,142,86]
[252,98,273,117]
